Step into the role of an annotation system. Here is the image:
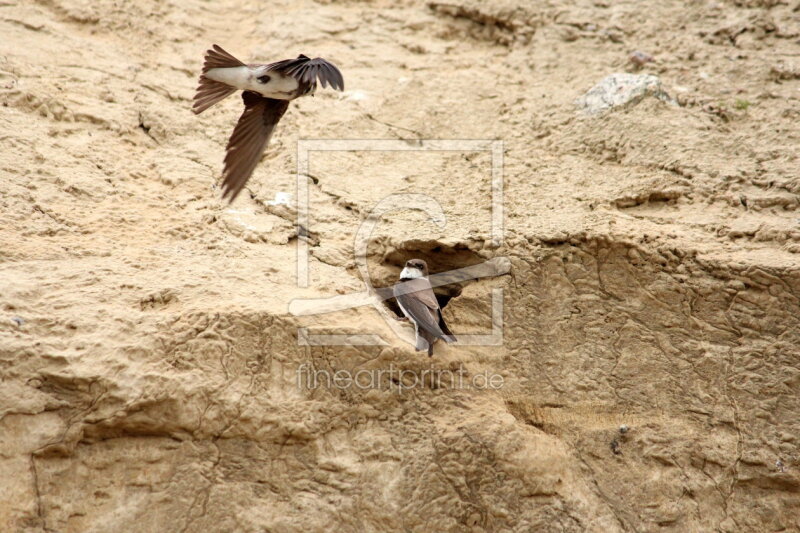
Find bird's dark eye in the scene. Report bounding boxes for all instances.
[257,75,271,84]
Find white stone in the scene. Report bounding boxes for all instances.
[576,73,675,115]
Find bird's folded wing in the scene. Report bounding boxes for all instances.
[395,291,448,340]
[393,278,440,309]
[221,92,290,202]
[437,309,456,342]
[266,56,344,91]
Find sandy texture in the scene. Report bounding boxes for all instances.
[1,0,800,531]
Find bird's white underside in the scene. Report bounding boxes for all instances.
[397,298,411,320]
[205,66,300,100]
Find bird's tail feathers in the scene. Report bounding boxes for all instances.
[192,45,245,115]
[202,44,245,73]
[192,76,236,115]
[415,333,431,354]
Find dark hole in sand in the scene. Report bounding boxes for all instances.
[364,241,486,318]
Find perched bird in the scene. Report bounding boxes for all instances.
[393,259,457,356]
[192,45,344,202]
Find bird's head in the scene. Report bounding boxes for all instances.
[399,259,429,280]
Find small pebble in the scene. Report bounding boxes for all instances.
[629,51,654,69]
[619,424,629,434]
[610,439,622,455]
[11,317,24,326]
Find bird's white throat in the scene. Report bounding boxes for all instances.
[399,267,423,280]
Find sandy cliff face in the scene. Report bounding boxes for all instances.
[1,0,799,531]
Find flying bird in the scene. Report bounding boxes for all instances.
[393,259,457,356]
[192,45,344,202]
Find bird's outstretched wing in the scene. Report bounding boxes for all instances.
[221,91,290,202]
[266,55,344,91]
